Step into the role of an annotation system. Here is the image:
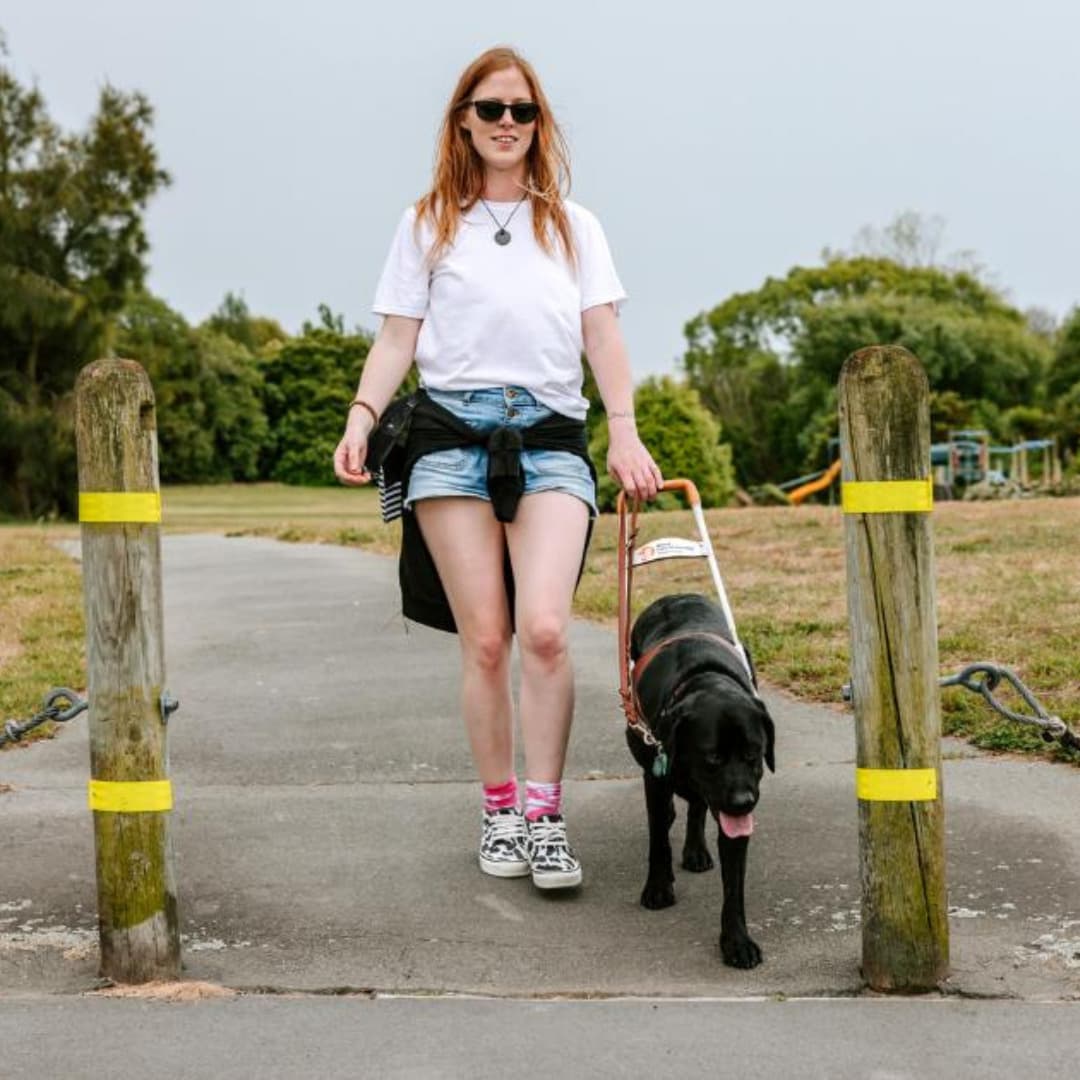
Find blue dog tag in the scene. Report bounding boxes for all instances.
[652,750,669,778]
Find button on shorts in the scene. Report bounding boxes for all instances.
[404,386,598,518]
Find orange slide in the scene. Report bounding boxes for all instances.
[789,459,841,505]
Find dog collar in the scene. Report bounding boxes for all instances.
[631,631,754,722]
[629,632,757,779]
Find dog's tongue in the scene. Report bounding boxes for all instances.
[718,811,754,839]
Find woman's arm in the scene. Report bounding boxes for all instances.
[582,303,662,501]
[333,314,422,486]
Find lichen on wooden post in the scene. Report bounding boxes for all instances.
[74,358,180,983]
[839,344,949,991]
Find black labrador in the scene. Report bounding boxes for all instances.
[626,592,775,968]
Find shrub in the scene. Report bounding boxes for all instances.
[589,376,734,511]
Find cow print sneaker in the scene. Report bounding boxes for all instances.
[478,807,530,878]
[526,814,582,889]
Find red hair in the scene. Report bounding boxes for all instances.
[415,46,576,270]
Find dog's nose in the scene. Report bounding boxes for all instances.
[727,791,756,814]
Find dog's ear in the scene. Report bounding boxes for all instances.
[759,701,776,773]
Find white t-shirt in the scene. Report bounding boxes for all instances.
[371,197,627,420]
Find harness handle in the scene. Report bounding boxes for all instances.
[617,479,758,738]
[616,480,702,732]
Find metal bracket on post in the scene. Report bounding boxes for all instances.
[160,691,180,725]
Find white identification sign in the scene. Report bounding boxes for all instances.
[631,537,708,566]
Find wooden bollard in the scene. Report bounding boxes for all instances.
[74,358,180,982]
[839,345,949,991]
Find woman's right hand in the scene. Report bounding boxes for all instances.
[333,416,374,486]
[332,315,422,486]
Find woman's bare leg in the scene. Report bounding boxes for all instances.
[414,497,513,785]
[504,491,590,783]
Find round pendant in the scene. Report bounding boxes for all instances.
[494,228,511,246]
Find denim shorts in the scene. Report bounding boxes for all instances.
[404,386,598,518]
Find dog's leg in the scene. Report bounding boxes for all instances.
[639,772,676,910]
[681,797,715,872]
[717,833,762,968]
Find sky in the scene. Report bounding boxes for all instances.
[4,0,1078,380]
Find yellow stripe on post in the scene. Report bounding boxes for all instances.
[79,492,162,523]
[88,779,173,813]
[856,767,938,802]
[842,478,933,514]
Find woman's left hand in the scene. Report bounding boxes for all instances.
[607,425,663,502]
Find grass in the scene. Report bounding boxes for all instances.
[2,482,1078,763]
[0,524,85,747]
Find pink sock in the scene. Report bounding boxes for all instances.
[483,776,518,813]
[524,780,562,821]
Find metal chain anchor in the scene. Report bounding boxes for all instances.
[939,662,1080,751]
[842,663,1079,752]
[1,688,88,748]
[1,688,179,749]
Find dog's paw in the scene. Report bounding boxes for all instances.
[720,931,763,969]
[640,879,676,910]
[681,846,714,873]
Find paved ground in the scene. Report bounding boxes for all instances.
[2,533,1079,1074]
[2,997,1079,1079]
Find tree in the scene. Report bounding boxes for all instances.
[260,320,397,485]
[1048,307,1080,456]
[115,292,269,483]
[201,291,287,352]
[682,256,1052,486]
[999,405,1055,443]
[835,210,986,277]
[1048,307,1080,399]
[589,376,734,511]
[303,304,347,336]
[0,44,169,516]
[1025,306,1059,342]
[1057,383,1080,468]
[849,210,947,268]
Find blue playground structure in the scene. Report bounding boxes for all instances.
[775,431,1063,504]
[931,430,1062,493]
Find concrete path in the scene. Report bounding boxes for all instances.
[2,535,1079,1004]
[2,997,1079,1079]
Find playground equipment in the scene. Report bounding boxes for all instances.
[931,430,1061,493]
[773,437,842,505]
[989,438,1062,488]
[787,459,841,505]
[776,430,1063,505]
[933,429,989,488]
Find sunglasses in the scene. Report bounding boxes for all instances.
[467,99,540,124]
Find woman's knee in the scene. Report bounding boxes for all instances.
[517,613,569,666]
[461,624,512,675]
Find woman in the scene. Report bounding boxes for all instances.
[334,45,661,890]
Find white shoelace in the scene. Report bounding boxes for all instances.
[484,812,526,848]
[527,818,577,866]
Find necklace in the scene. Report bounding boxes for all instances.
[479,195,527,246]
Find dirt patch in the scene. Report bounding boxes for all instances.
[93,980,236,1001]
[0,641,25,671]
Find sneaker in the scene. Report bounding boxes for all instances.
[478,808,530,878]
[526,814,582,889]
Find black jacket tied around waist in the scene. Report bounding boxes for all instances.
[374,389,597,633]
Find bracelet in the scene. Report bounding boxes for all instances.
[608,410,635,422]
[349,399,379,426]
